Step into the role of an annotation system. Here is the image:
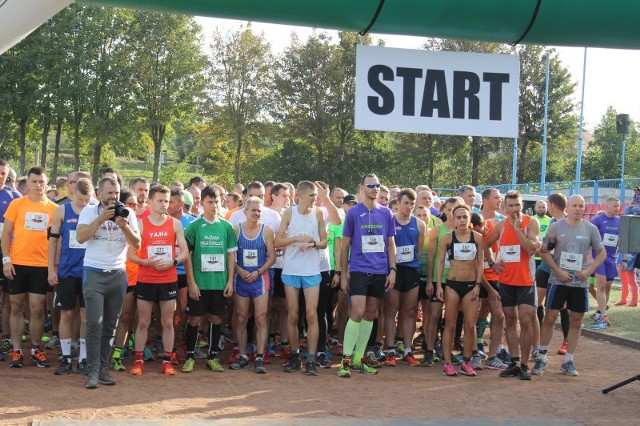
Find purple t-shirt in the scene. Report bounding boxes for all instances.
[343,202,396,274]
[590,213,619,258]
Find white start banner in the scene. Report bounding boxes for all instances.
[355,45,520,138]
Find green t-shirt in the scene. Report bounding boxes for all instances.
[327,222,343,270]
[185,216,237,290]
[531,214,551,260]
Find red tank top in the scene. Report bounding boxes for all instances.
[498,215,533,286]
[483,220,499,281]
[137,216,177,284]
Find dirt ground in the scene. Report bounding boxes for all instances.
[1,331,639,426]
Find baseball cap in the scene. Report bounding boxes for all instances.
[633,187,640,191]
[182,189,194,206]
[343,194,357,205]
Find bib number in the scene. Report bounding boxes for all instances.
[453,243,476,261]
[201,254,225,272]
[362,235,384,253]
[147,245,172,261]
[499,245,521,263]
[602,233,618,248]
[25,212,49,231]
[396,245,414,263]
[243,249,258,267]
[274,249,285,268]
[560,252,583,272]
[68,230,87,249]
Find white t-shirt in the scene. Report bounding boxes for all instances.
[229,206,281,235]
[78,204,139,270]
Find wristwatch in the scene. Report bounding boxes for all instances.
[389,266,397,272]
[173,259,178,266]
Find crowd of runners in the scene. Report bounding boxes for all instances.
[0,158,638,388]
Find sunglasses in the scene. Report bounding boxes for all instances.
[366,183,381,189]
[127,202,137,208]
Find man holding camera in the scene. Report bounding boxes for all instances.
[76,177,140,388]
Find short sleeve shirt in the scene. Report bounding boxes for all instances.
[4,196,57,267]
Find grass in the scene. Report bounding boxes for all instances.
[585,286,640,342]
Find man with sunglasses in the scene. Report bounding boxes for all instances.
[338,173,397,377]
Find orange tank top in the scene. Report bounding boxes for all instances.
[137,216,177,284]
[498,215,533,286]
[483,220,499,281]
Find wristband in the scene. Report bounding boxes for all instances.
[312,241,317,247]
[475,282,482,286]
[334,271,342,276]
[389,266,397,272]
[2,256,10,265]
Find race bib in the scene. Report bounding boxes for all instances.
[24,212,49,231]
[560,251,583,272]
[243,249,258,267]
[147,245,172,261]
[444,256,451,269]
[453,243,476,261]
[362,235,384,253]
[396,245,414,263]
[500,245,521,263]
[68,230,87,249]
[602,233,618,248]
[274,248,285,269]
[201,254,225,272]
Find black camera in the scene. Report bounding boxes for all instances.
[112,201,130,219]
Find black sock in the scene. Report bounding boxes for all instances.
[367,319,378,347]
[247,317,255,344]
[511,356,520,363]
[185,323,198,359]
[208,322,222,356]
[560,309,570,340]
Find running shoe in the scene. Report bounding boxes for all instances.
[194,346,207,359]
[420,351,434,367]
[41,334,51,343]
[76,358,89,375]
[283,354,302,372]
[499,362,522,378]
[171,351,180,365]
[255,358,267,374]
[451,354,463,365]
[485,357,508,370]
[353,360,378,375]
[497,348,512,363]
[305,360,319,376]
[143,347,155,361]
[162,361,177,375]
[154,339,164,355]
[335,343,343,356]
[54,358,73,375]
[9,351,24,368]
[1,338,11,354]
[557,341,568,355]
[206,357,224,372]
[519,364,532,380]
[453,338,464,352]
[44,335,60,350]
[602,314,611,326]
[443,363,457,376]
[110,358,126,372]
[591,321,609,330]
[385,352,397,367]
[365,352,382,368]
[316,352,331,368]
[98,370,116,385]
[278,345,291,360]
[130,360,144,375]
[435,345,444,359]
[85,375,99,389]
[181,358,195,373]
[476,343,487,359]
[403,353,420,367]
[459,362,477,376]
[561,360,578,376]
[31,348,51,368]
[197,336,208,348]
[532,356,548,375]
[227,347,241,364]
[230,355,250,370]
[471,354,483,370]
[395,341,405,354]
[413,334,425,348]
[373,345,386,362]
[338,359,351,378]
[267,339,276,357]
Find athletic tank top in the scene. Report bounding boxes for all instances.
[282,206,321,277]
[58,203,86,278]
[394,215,419,270]
[432,222,453,282]
[236,223,268,273]
[498,215,533,286]
[137,216,177,284]
[483,220,499,281]
[447,231,477,261]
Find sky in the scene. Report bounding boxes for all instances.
[195,16,640,132]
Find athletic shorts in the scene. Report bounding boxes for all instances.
[479,280,500,299]
[126,285,135,294]
[281,273,321,289]
[349,271,386,299]
[235,271,270,298]
[499,283,536,307]
[186,289,227,317]
[546,284,589,313]
[392,266,419,293]
[134,281,178,302]
[53,277,85,309]
[418,278,428,300]
[536,268,550,289]
[7,265,48,295]
[177,274,188,289]
[445,279,477,299]
[272,268,285,297]
[0,276,7,293]
[595,257,617,281]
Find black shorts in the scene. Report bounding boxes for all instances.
[445,279,477,299]
[0,276,7,293]
[134,281,178,302]
[418,278,428,300]
[7,265,48,295]
[349,271,386,299]
[479,280,500,299]
[177,274,188,290]
[272,268,285,298]
[126,285,135,294]
[536,269,550,289]
[499,283,536,307]
[186,289,227,317]
[546,284,589,313]
[393,266,419,293]
[53,277,85,310]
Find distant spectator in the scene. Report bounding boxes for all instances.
[188,176,206,190]
[170,180,184,192]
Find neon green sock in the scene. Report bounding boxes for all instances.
[112,347,122,360]
[354,319,373,357]
[343,319,361,357]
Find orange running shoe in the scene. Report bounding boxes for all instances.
[130,360,144,375]
[162,361,177,375]
[170,351,180,365]
[263,353,271,365]
[403,353,420,367]
[384,352,397,366]
[278,345,291,360]
[557,340,568,355]
[227,348,240,364]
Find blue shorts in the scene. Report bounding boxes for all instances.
[281,273,321,289]
[235,271,270,298]
[595,257,617,281]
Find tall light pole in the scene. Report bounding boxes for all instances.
[616,113,630,201]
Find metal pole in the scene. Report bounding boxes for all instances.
[621,135,626,201]
[576,47,587,184]
[512,137,518,189]
[541,51,550,195]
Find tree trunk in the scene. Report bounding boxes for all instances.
[151,123,166,183]
[471,136,481,187]
[91,137,103,183]
[73,110,82,171]
[234,131,242,184]
[517,138,529,183]
[40,115,51,169]
[19,116,28,175]
[52,115,63,180]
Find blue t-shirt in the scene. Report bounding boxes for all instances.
[590,213,619,258]
[59,203,86,278]
[176,213,196,275]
